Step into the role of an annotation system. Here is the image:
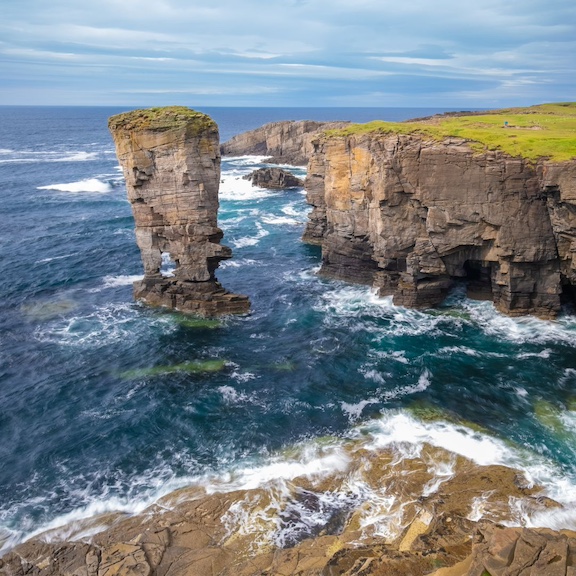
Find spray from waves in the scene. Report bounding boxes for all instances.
[219,174,273,201]
[37,178,113,193]
[314,284,576,348]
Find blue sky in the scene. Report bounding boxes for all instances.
[1,0,575,107]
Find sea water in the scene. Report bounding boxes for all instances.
[1,106,576,553]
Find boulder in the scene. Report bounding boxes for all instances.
[243,167,303,189]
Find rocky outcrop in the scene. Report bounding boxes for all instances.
[243,167,303,189]
[304,132,576,318]
[0,442,568,576]
[220,120,349,165]
[108,107,249,316]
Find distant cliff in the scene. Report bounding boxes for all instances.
[109,107,249,316]
[304,104,576,318]
[220,120,349,165]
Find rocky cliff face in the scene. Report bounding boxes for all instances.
[304,132,576,318]
[108,107,249,316]
[220,120,349,165]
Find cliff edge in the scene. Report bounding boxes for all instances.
[304,103,576,318]
[220,120,349,165]
[108,107,249,316]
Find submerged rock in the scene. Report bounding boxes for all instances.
[243,167,303,189]
[108,107,249,317]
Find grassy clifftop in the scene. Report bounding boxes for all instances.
[327,103,576,162]
[108,106,216,134]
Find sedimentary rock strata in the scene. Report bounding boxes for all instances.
[0,444,566,576]
[108,107,249,316]
[243,167,303,189]
[220,120,349,165]
[304,132,576,318]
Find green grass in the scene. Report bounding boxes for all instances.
[108,106,216,134]
[326,102,576,162]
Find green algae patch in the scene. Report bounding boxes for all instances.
[121,359,227,379]
[108,106,216,134]
[22,299,78,321]
[325,102,576,162]
[534,400,570,439]
[171,315,221,329]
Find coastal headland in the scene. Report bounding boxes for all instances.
[2,104,576,575]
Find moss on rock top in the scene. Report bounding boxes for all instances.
[326,102,576,162]
[108,106,216,134]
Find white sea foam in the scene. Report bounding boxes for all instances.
[0,149,101,164]
[341,398,380,421]
[230,223,270,248]
[38,178,112,193]
[461,298,576,346]
[219,258,259,269]
[223,155,270,166]
[261,215,301,225]
[219,174,273,201]
[102,274,143,288]
[34,303,175,347]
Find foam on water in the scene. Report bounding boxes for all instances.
[34,303,175,347]
[230,222,270,248]
[220,173,273,201]
[101,274,143,288]
[37,178,113,193]
[0,150,100,164]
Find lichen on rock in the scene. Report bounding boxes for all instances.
[108,106,249,316]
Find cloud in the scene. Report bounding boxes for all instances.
[0,0,574,106]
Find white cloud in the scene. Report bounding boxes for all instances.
[0,0,574,105]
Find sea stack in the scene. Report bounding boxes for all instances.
[108,107,249,316]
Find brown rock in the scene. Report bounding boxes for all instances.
[220,120,350,165]
[303,132,576,317]
[242,167,303,189]
[108,107,249,317]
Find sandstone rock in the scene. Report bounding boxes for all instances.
[304,132,576,317]
[108,107,249,317]
[1,442,565,576]
[220,120,349,165]
[242,167,303,189]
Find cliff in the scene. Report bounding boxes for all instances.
[304,104,576,318]
[220,120,349,165]
[108,107,249,316]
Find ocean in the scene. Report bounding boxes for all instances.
[1,106,576,553]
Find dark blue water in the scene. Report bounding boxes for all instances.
[1,106,576,549]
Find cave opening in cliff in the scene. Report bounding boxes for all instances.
[463,260,493,300]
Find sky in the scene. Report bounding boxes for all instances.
[1,0,575,107]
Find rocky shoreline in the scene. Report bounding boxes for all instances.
[2,431,574,576]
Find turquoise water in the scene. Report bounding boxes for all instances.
[1,106,576,551]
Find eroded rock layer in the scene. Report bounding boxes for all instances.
[304,132,576,318]
[108,107,249,316]
[220,120,349,165]
[0,442,571,576]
